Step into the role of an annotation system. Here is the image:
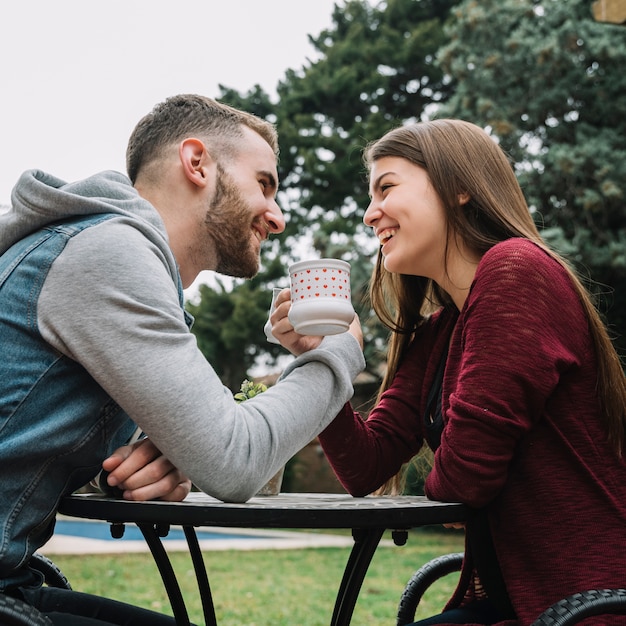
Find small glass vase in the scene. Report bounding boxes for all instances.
[255,466,285,496]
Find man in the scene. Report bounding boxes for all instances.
[0,94,364,624]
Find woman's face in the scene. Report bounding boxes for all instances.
[364,156,449,281]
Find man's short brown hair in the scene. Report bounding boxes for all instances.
[126,94,278,184]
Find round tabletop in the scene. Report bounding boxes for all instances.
[59,492,467,530]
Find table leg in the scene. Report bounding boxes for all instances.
[330,527,385,626]
[183,526,217,626]
[138,523,191,626]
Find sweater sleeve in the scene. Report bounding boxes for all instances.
[425,239,589,507]
[38,219,365,503]
[318,335,430,496]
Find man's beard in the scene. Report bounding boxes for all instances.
[205,167,261,278]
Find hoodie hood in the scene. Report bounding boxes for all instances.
[0,169,167,256]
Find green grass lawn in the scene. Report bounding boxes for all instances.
[47,527,464,626]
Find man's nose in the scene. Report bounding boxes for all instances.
[265,200,286,234]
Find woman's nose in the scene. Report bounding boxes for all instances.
[265,200,286,234]
[363,200,380,228]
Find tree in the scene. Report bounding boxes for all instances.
[274,0,458,242]
[438,0,626,356]
[194,0,626,381]
[216,0,462,376]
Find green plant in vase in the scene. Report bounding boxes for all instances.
[233,379,283,496]
[234,379,267,403]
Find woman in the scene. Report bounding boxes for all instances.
[273,119,626,625]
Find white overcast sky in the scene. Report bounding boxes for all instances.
[0,0,340,206]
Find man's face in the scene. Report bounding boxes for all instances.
[205,166,263,277]
[203,129,284,278]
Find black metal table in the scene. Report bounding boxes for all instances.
[58,492,466,626]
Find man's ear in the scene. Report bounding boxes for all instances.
[179,138,211,188]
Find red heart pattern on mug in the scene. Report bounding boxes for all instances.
[290,265,351,300]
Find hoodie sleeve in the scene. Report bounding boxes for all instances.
[38,218,365,502]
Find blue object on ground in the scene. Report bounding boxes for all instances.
[54,519,268,542]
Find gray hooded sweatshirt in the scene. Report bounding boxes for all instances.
[1,169,365,503]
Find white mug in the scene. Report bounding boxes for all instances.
[287,259,355,336]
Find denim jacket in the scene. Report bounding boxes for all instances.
[0,214,158,590]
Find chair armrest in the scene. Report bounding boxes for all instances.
[0,593,53,625]
[397,552,464,626]
[30,553,72,590]
[531,588,626,626]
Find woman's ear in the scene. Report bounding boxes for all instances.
[458,192,471,206]
[179,138,211,188]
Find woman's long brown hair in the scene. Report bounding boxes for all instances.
[365,120,626,471]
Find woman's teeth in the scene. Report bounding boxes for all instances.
[379,229,397,244]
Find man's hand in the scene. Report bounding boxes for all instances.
[269,288,363,354]
[268,288,323,354]
[102,438,191,502]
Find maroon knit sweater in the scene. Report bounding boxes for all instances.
[319,238,626,625]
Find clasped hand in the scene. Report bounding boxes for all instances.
[102,438,191,502]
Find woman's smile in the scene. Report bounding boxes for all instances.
[377,227,397,244]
